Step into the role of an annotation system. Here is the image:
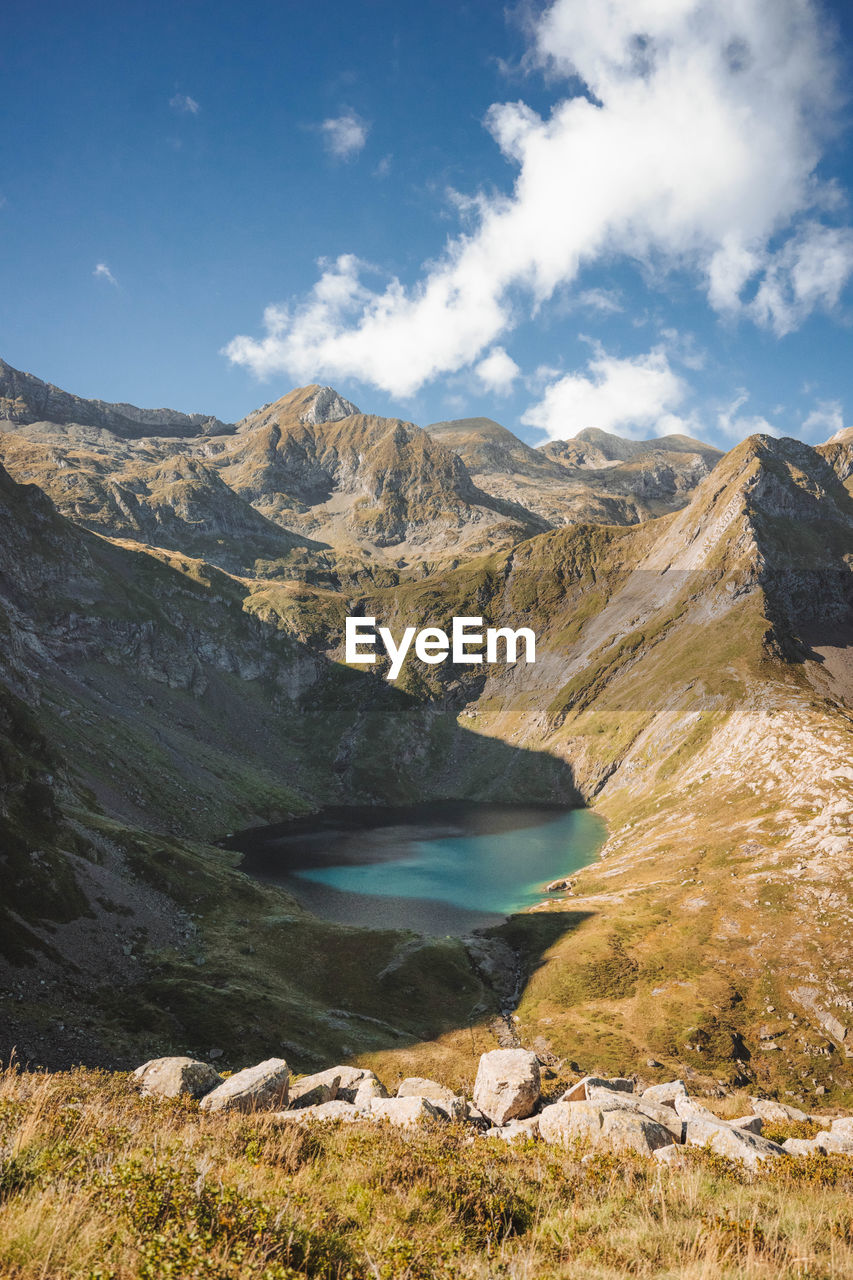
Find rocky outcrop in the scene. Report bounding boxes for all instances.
[562,1076,633,1103]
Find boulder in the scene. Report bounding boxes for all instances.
[684,1117,785,1170]
[819,1127,853,1154]
[641,1080,688,1109]
[352,1077,389,1109]
[287,1076,338,1110]
[730,1115,764,1135]
[539,1101,673,1155]
[749,1097,809,1123]
[561,1075,633,1103]
[430,1095,469,1122]
[368,1096,442,1127]
[397,1077,456,1102]
[132,1056,223,1100]
[673,1095,721,1122]
[199,1058,289,1114]
[585,1091,684,1143]
[473,1049,541,1125]
[301,1066,378,1103]
[782,1136,825,1156]
[830,1116,853,1140]
[484,1115,540,1142]
[653,1144,688,1167]
[274,1100,359,1123]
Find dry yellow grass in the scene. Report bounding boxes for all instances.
[1,1064,853,1279]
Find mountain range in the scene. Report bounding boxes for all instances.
[0,356,851,1109]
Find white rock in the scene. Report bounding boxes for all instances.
[301,1066,379,1103]
[749,1097,809,1123]
[585,1091,684,1143]
[683,1117,785,1170]
[561,1075,633,1103]
[473,1049,541,1126]
[830,1116,853,1139]
[368,1096,442,1127]
[287,1073,340,1109]
[132,1056,223,1100]
[730,1115,764,1135]
[673,1095,721,1122]
[397,1077,455,1102]
[539,1100,673,1155]
[653,1143,687,1167]
[641,1080,688,1109]
[199,1058,289,1114]
[274,1100,359,1123]
[782,1137,824,1156]
[484,1115,540,1142]
[352,1077,389,1110]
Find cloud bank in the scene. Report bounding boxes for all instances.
[225,0,852,400]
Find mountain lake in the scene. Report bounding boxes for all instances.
[231,802,606,934]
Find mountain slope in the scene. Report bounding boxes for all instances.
[427,416,722,527]
[0,357,231,437]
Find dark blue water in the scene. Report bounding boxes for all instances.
[234,802,605,935]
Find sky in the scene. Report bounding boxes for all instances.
[2,0,853,449]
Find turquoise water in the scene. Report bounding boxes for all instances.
[235,803,606,935]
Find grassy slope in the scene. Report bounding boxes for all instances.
[2,1065,853,1280]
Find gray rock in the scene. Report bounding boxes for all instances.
[673,1095,721,1122]
[749,1097,809,1123]
[274,1100,359,1123]
[684,1117,785,1170]
[368,1096,442,1127]
[430,1095,469,1122]
[641,1080,688,1109]
[561,1075,633,1103]
[585,1091,684,1143]
[287,1075,339,1110]
[397,1076,456,1102]
[133,1056,223,1100]
[199,1058,289,1114]
[782,1137,824,1156]
[473,1049,541,1126]
[730,1115,764,1135]
[484,1115,540,1141]
[653,1143,687,1167]
[830,1116,853,1139]
[539,1100,673,1155]
[304,1066,379,1102]
[352,1077,389,1109]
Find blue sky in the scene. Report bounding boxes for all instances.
[2,0,853,448]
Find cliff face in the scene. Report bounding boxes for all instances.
[1,361,851,1103]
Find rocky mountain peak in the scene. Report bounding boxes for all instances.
[299,385,360,426]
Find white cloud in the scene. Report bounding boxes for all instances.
[475,346,520,394]
[716,390,779,439]
[801,398,844,441]
[226,0,850,396]
[575,288,624,314]
[320,111,369,160]
[169,93,200,115]
[93,262,117,287]
[521,343,689,440]
[747,223,853,335]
